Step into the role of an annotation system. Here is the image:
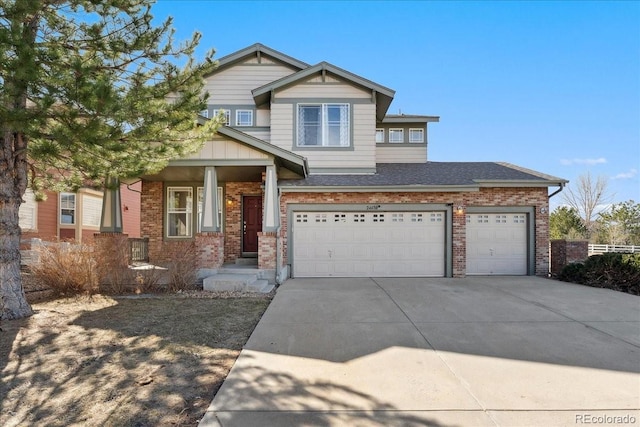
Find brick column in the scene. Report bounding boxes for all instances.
[452,208,466,277]
[550,239,588,276]
[258,232,277,270]
[195,232,225,270]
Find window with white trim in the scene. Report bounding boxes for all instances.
[297,103,350,147]
[60,193,76,225]
[19,189,37,230]
[167,187,193,237]
[82,195,103,227]
[221,109,230,125]
[197,186,224,232]
[389,128,404,143]
[199,109,209,118]
[409,128,424,143]
[235,110,253,126]
[375,128,384,143]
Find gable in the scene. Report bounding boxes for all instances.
[276,74,372,99]
[185,136,271,161]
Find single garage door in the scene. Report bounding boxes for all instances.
[466,213,527,275]
[293,211,445,277]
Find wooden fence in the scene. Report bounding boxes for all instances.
[588,244,640,256]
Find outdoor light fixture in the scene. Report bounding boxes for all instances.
[455,205,465,214]
[540,207,548,214]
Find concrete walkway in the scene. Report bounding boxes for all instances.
[201,277,640,427]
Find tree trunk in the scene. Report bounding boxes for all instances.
[0,172,33,320]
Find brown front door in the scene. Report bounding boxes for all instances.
[242,195,262,254]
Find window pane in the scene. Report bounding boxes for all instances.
[375,129,384,143]
[167,187,192,237]
[389,129,404,143]
[298,105,321,146]
[82,195,102,227]
[409,129,424,143]
[60,193,76,224]
[236,110,253,126]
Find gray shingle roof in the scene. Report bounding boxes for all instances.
[279,162,567,188]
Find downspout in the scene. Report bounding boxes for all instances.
[548,182,565,199]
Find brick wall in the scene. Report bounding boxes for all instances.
[141,180,166,262]
[280,187,550,276]
[258,232,277,269]
[550,239,588,276]
[195,232,225,269]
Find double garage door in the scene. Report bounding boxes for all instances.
[292,210,529,277]
[293,211,445,277]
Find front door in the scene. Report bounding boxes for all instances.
[242,195,262,254]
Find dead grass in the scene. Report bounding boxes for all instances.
[0,293,271,426]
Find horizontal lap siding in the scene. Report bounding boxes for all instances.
[376,146,427,163]
[278,81,371,99]
[204,63,297,104]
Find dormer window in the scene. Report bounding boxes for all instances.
[236,110,253,126]
[297,103,350,147]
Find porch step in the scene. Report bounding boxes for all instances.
[203,273,274,293]
[235,257,258,266]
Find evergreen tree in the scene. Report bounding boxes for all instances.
[550,206,587,240]
[0,0,218,319]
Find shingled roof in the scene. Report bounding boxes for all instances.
[279,162,567,190]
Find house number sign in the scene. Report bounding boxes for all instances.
[366,205,381,210]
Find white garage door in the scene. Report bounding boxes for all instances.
[466,213,527,275]
[293,211,445,277]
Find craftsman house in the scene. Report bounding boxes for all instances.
[135,43,566,284]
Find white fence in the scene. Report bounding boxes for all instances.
[588,244,640,256]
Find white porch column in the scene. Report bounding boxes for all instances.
[201,166,219,232]
[263,165,279,231]
[100,176,123,233]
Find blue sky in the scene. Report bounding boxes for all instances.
[153,0,639,209]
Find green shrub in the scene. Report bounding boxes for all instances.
[559,252,640,295]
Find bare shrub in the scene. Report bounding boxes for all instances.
[95,234,134,294]
[30,241,98,296]
[133,267,165,293]
[163,241,198,292]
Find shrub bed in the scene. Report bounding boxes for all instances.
[558,252,640,295]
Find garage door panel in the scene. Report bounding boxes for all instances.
[293,211,445,277]
[466,213,527,275]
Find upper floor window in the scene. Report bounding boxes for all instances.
[297,103,350,147]
[199,109,209,118]
[375,128,385,143]
[409,128,424,143]
[60,193,76,224]
[389,128,404,143]
[221,109,231,125]
[236,110,253,126]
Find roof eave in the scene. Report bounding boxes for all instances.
[204,43,309,78]
[279,185,480,193]
[382,116,440,124]
[474,179,569,187]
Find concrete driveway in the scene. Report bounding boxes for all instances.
[201,277,640,427]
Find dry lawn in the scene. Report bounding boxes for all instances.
[0,293,271,426]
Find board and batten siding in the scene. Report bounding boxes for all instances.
[376,146,427,163]
[185,137,269,160]
[204,59,298,105]
[270,102,376,170]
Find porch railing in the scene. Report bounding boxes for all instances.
[129,237,149,262]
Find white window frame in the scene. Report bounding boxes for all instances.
[235,110,253,126]
[197,186,224,232]
[199,109,209,118]
[409,128,424,143]
[221,109,231,125]
[60,193,76,225]
[389,128,404,143]
[297,103,350,147]
[82,194,103,227]
[19,189,37,231]
[375,128,385,143]
[167,187,193,238]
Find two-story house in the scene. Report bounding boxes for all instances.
[138,43,566,284]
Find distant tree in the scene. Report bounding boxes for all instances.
[550,206,587,240]
[1,0,218,320]
[562,172,613,237]
[595,200,640,245]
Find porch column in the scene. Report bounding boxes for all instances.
[100,176,123,233]
[201,166,219,232]
[263,165,279,231]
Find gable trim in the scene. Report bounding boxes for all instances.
[205,43,309,77]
